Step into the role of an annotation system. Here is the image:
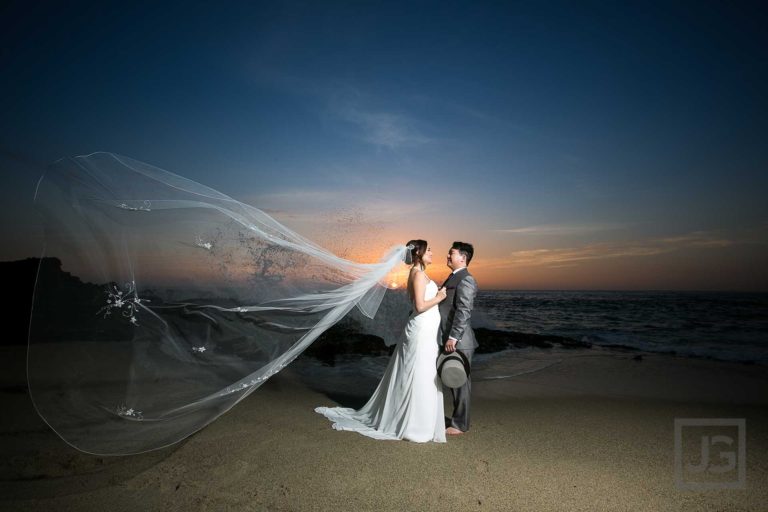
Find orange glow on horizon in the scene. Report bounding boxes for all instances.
[63,219,765,293]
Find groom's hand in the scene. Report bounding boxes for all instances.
[445,338,457,352]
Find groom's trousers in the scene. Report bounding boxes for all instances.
[447,347,474,432]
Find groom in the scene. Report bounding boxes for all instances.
[438,241,478,436]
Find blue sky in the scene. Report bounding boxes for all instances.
[1,1,766,289]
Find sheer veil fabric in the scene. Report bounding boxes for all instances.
[29,152,408,455]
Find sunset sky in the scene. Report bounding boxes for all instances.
[1,1,766,290]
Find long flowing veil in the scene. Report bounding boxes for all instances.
[28,152,408,455]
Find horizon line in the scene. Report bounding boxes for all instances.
[3,256,766,294]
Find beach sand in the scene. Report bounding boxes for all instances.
[1,345,767,511]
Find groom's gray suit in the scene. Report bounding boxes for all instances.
[438,267,478,432]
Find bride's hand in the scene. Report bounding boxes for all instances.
[436,287,447,302]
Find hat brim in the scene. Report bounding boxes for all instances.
[437,351,470,388]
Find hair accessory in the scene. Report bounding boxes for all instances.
[404,244,415,264]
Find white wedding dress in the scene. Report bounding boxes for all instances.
[315,275,446,443]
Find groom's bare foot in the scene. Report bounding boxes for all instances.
[446,427,464,435]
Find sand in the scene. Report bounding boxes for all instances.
[1,345,767,511]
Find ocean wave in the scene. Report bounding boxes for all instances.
[475,290,768,365]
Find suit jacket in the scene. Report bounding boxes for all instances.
[437,268,479,350]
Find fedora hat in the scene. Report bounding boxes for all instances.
[437,349,470,388]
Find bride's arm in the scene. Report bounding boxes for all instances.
[411,270,446,313]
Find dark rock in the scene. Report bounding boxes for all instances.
[474,327,590,353]
[2,257,106,346]
[303,322,390,366]
[603,343,641,352]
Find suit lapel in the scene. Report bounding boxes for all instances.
[442,268,468,288]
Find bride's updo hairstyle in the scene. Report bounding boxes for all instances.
[406,239,428,268]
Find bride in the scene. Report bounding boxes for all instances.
[315,239,448,442]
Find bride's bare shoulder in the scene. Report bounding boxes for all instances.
[408,266,427,282]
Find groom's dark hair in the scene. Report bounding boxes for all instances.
[452,241,474,265]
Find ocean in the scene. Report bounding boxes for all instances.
[474,290,768,364]
[293,290,768,390]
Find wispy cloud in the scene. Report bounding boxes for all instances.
[407,93,533,135]
[336,107,431,148]
[507,243,670,267]
[242,187,439,224]
[329,90,432,149]
[250,67,432,150]
[473,229,738,270]
[654,232,735,248]
[493,222,628,235]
